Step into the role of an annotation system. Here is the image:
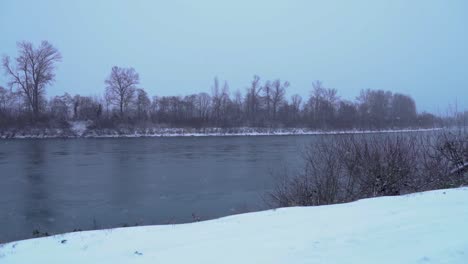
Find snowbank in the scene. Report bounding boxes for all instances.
[0,125,441,139]
[1,188,467,263]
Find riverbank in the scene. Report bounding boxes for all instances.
[1,187,467,263]
[0,122,441,139]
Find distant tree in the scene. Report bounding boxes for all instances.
[2,41,62,119]
[198,92,212,122]
[245,75,262,125]
[271,79,288,121]
[262,80,272,121]
[0,86,19,127]
[290,94,302,115]
[336,101,358,129]
[211,77,222,124]
[183,94,197,122]
[169,96,184,123]
[218,82,231,126]
[151,96,163,122]
[308,81,339,129]
[76,96,101,120]
[72,94,100,120]
[49,94,71,120]
[417,112,438,128]
[104,66,139,117]
[231,89,244,125]
[0,86,11,113]
[135,88,151,120]
[210,77,230,125]
[390,93,417,127]
[357,89,392,129]
[72,95,81,119]
[284,94,303,125]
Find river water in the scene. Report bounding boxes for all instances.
[0,135,318,242]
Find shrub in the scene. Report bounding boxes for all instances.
[268,130,468,208]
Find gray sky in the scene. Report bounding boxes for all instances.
[1,0,467,113]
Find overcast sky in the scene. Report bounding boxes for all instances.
[1,0,467,113]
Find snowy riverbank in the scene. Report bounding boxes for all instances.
[1,187,467,263]
[0,123,441,139]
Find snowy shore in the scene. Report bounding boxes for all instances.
[0,123,440,139]
[1,187,467,263]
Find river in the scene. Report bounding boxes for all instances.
[0,135,318,242]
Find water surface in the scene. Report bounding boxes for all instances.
[0,135,314,242]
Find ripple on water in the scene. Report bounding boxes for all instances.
[52,151,69,156]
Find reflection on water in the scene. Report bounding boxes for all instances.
[21,141,55,237]
[0,136,310,242]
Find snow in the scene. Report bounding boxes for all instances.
[74,127,443,138]
[69,121,89,137]
[1,188,468,263]
[0,127,442,139]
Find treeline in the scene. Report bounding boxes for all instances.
[0,41,445,130]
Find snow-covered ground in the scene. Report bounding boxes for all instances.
[1,188,467,263]
[0,125,441,139]
[84,127,440,138]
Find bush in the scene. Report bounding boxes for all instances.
[268,130,468,208]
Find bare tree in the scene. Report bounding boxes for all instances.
[357,89,392,129]
[71,94,101,120]
[232,89,244,124]
[2,41,62,119]
[183,94,197,122]
[49,94,72,121]
[72,95,81,120]
[262,81,272,120]
[271,79,288,121]
[196,92,211,121]
[211,77,222,123]
[135,88,151,120]
[390,93,417,127]
[105,66,139,117]
[291,94,302,114]
[308,81,339,129]
[211,77,231,126]
[0,86,22,127]
[0,86,12,113]
[336,101,358,129]
[219,81,231,125]
[246,75,262,124]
